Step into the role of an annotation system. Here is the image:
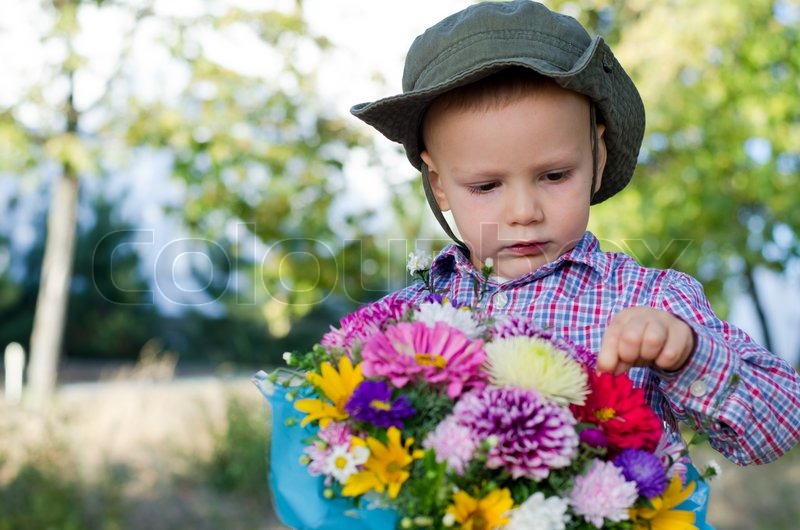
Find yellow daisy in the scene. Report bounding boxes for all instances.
[341,427,423,499]
[485,336,589,405]
[446,488,514,530]
[630,475,698,530]
[294,356,363,427]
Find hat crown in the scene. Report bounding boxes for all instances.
[350,0,645,207]
[402,0,592,94]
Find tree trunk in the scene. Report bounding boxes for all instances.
[743,263,774,353]
[26,169,80,409]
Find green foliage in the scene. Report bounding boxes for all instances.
[119,2,400,328]
[204,392,270,495]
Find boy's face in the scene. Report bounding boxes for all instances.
[421,84,606,279]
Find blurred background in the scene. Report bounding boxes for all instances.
[0,0,798,528]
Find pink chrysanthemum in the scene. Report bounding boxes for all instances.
[569,460,638,528]
[422,415,477,475]
[453,387,578,480]
[320,299,409,356]
[491,316,596,370]
[318,421,352,446]
[361,321,487,398]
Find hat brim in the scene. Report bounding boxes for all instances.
[351,37,643,204]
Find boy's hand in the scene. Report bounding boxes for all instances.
[598,307,696,375]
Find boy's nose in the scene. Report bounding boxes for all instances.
[505,188,543,225]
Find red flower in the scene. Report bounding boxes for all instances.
[572,372,662,452]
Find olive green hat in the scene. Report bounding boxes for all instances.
[351,0,645,206]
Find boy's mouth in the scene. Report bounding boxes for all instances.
[505,241,547,255]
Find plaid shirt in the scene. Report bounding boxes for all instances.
[383,231,800,465]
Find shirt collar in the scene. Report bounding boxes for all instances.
[431,232,605,284]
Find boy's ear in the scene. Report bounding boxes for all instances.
[594,123,608,195]
[421,151,451,212]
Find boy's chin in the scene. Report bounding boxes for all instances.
[493,256,549,279]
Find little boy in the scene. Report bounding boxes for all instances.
[351,0,800,470]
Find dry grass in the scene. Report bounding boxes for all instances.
[1,372,285,530]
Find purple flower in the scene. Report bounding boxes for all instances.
[491,316,596,370]
[454,387,578,481]
[345,380,415,428]
[613,449,668,499]
[321,299,409,356]
[579,427,609,449]
[423,293,445,304]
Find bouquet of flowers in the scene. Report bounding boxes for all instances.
[255,257,712,530]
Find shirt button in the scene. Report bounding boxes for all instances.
[689,379,708,398]
[493,292,509,308]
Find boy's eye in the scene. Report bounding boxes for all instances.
[543,171,569,182]
[467,182,498,194]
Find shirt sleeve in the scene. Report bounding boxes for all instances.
[651,271,800,465]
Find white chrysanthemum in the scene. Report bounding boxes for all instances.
[414,301,483,338]
[324,444,369,484]
[506,492,571,530]
[406,249,433,274]
[484,336,589,405]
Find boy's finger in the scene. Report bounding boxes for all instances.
[614,360,633,376]
[617,318,647,365]
[639,320,667,361]
[654,322,693,372]
[597,325,621,373]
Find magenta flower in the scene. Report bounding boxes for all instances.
[320,299,409,356]
[345,380,415,428]
[453,387,578,480]
[491,315,596,370]
[361,321,487,398]
[579,427,609,449]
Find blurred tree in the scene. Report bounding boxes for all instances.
[121,2,422,339]
[65,198,160,359]
[0,0,421,402]
[0,196,159,360]
[549,0,800,353]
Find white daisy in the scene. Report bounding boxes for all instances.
[324,444,369,484]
